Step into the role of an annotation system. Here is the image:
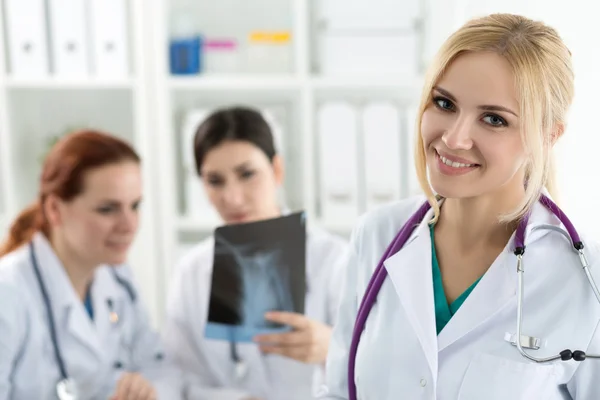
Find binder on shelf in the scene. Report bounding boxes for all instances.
[181,109,211,171]
[4,0,50,78]
[362,102,402,211]
[317,102,360,225]
[47,0,90,77]
[261,106,287,160]
[88,0,130,77]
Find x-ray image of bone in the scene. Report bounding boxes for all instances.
[209,234,297,329]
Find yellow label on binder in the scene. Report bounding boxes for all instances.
[249,31,291,43]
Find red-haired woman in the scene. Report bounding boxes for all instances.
[0,131,181,400]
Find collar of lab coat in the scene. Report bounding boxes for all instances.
[381,189,567,380]
[31,232,123,309]
[31,232,125,360]
[400,189,563,249]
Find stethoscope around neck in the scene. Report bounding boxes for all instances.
[346,193,600,400]
[28,241,136,400]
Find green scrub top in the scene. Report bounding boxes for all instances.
[430,224,481,335]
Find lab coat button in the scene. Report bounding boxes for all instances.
[420,378,427,387]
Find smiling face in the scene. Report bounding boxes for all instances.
[421,51,528,200]
[47,161,142,267]
[200,140,284,224]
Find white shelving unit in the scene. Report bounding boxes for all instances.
[0,0,468,327]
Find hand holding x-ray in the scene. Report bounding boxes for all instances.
[253,311,332,364]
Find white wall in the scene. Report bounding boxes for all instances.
[541,4,600,240]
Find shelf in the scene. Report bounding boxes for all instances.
[4,76,136,90]
[175,215,222,232]
[310,75,424,92]
[169,75,303,91]
[168,74,424,93]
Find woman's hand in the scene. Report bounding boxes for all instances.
[110,372,157,400]
[253,311,332,364]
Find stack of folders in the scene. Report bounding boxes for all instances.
[317,101,407,225]
[4,0,130,79]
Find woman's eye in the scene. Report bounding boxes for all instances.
[434,97,455,111]
[482,114,507,127]
[207,178,224,187]
[240,170,255,180]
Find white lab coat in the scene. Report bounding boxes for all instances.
[163,225,349,400]
[0,232,182,400]
[320,195,600,400]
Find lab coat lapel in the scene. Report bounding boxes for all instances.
[66,300,105,361]
[32,233,104,362]
[92,267,124,353]
[436,247,515,352]
[384,208,438,376]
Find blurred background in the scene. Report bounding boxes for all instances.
[0,0,596,328]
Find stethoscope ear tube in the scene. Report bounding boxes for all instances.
[29,242,70,382]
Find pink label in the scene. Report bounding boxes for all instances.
[204,39,237,50]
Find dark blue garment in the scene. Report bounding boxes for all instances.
[84,286,94,321]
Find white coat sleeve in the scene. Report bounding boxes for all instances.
[130,300,184,399]
[566,319,600,398]
[567,241,600,399]
[162,259,254,400]
[317,225,363,400]
[326,241,351,327]
[0,283,29,400]
[116,268,183,399]
[311,238,351,393]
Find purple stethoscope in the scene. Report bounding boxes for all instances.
[347,193,600,400]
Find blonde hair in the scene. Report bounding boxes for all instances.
[414,13,574,223]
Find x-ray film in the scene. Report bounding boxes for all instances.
[205,211,307,342]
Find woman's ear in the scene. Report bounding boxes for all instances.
[272,154,285,185]
[551,123,565,145]
[43,194,63,228]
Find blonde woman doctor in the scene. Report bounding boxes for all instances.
[320,14,600,400]
[0,131,182,400]
[163,106,349,400]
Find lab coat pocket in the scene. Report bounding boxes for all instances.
[458,353,558,400]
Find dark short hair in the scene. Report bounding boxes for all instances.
[193,106,277,175]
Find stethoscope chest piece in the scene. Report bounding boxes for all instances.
[56,378,77,400]
[235,360,248,381]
